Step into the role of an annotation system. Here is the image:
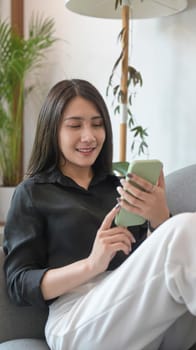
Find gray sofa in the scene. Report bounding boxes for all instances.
[0,164,196,349]
[0,246,49,349]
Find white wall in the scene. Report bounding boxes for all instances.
[2,0,196,175]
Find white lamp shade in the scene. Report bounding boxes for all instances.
[65,0,188,19]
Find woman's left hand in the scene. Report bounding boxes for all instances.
[117,169,170,229]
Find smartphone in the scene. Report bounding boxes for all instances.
[115,159,163,227]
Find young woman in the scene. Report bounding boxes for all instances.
[3,79,196,350]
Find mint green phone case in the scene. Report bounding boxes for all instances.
[115,159,163,227]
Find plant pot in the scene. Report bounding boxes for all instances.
[0,187,15,224]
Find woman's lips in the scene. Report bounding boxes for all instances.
[77,147,96,155]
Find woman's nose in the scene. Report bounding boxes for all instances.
[80,128,95,142]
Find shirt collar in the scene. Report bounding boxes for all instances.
[32,168,118,188]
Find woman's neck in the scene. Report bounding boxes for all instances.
[61,166,94,189]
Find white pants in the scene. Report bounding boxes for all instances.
[45,213,196,350]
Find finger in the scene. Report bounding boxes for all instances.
[125,175,145,191]
[150,184,156,193]
[111,242,132,255]
[99,205,120,230]
[100,224,136,244]
[114,228,136,244]
[125,175,152,194]
[103,230,136,245]
[117,185,146,205]
[103,234,131,250]
[120,198,143,216]
[157,169,165,189]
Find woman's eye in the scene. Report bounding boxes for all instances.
[93,123,104,128]
[67,124,81,128]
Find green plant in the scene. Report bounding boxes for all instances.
[107,0,148,160]
[0,15,57,186]
[112,161,129,177]
[107,63,148,156]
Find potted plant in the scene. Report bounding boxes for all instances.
[0,15,57,222]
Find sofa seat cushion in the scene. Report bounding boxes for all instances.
[0,338,50,350]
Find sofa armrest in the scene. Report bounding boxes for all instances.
[165,164,196,215]
[0,247,48,343]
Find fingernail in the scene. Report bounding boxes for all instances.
[116,197,121,203]
[115,202,121,209]
[127,173,133,178]
[120,178,125,185]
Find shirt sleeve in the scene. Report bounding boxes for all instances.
[3,182,49,308]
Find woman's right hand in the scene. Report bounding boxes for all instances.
[41,206,136,300]
[87,206,136,275]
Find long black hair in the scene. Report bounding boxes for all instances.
[27,79,113,177]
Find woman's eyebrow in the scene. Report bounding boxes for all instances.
[64,116,82,121]
[91,116,103,120]
[64,115,102,121]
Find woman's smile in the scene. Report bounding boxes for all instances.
[76,146,96,155]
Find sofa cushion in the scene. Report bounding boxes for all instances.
[165,164,196,215]
[0,339,49,350]
[0,247,48,343]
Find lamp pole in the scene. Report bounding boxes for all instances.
[120,2,129,162]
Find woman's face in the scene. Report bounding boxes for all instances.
[58,96,106,174]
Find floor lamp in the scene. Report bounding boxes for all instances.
[65,0,187,162]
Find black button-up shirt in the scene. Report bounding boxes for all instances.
[3,169,147,308]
